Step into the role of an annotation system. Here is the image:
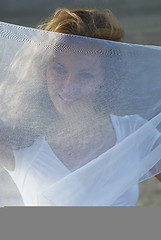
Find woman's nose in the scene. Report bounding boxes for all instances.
[62,74,78,95]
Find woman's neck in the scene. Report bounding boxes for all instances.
[47,114,116,171]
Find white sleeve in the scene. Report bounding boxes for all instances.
[129,115,161,181]
[113,114,161,182]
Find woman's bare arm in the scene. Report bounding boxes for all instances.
[0,119,15,171]
[0,141,15,171]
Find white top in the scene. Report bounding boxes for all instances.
[6,114,160,206]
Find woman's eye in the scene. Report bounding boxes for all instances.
[78,72,94,80]
[53,66,66,74]
[49,62,67,75]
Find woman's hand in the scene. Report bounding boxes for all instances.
[152,135,161,182]
[155,173,161,182]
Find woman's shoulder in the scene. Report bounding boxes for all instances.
[10,136,45,173]
[111,113,147,124]
[110,113,161,146]
[110,114,147,134]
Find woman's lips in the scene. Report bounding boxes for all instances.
[58,94,75,102]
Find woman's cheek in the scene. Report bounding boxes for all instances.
[47,73,62,90]
[83,83,98,97]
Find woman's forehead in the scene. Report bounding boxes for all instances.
[51,34,110,57]
[52,52,101,68]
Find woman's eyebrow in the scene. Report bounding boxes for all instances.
[51,59,65,67]
[79,67,94,72]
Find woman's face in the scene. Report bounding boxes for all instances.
[46,53,104,115]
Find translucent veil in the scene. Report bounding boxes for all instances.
[1,21,161,206]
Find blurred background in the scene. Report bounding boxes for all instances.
[0,0,161,45]
[0,0,161,206]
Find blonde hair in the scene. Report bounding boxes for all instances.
[37,8,124,41]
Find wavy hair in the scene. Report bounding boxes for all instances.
[37,8,124,41]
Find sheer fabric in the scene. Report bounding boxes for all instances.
[0,21,161,206]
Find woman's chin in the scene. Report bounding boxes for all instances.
[54,97,78,115]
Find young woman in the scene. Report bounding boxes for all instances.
[0,8,161,206]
